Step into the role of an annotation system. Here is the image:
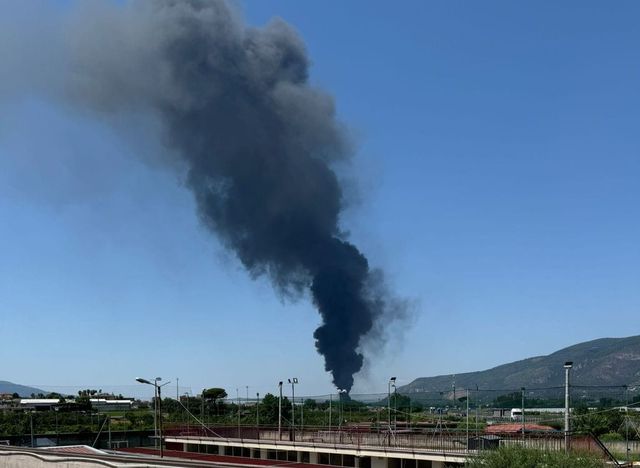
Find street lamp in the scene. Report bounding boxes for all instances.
[256,392,260,431]
[136,377,171,458]
[182,392,190,427]
[388,377,396,433]
[337,389,347,430]
[328,393,333,431]
[288,378,298,441]
[521,387,525,442]
[564,362,573,452]
[393,383,397,430]
[236,388,241,438]
[278,381,283,440]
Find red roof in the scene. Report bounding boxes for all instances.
[486,423,557,434]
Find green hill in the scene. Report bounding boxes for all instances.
[400,335,640,396]
[0,381,46,397]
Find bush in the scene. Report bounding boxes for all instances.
[599,431,624,442]
[466,446,606,468]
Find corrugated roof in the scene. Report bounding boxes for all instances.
[19,399,59,404]
[486,423,557,434]
[42,445,106,455]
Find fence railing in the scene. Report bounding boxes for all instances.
[165,424,614,456]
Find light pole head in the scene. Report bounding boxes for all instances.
[564,361,573,369]
[136,377,152,385]
[389,377,396,383]
[289,378,298,384]
[278,381,282,387]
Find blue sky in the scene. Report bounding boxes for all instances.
[0,0,638,399]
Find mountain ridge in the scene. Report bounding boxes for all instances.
[0,381,47,397]
[400,335,640,394]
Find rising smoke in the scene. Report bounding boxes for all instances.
[8,0,406,392]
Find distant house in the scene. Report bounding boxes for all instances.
[492,408,511,418]
[89,399,133,412]
[19,399,61,411]
[485,423,557,434]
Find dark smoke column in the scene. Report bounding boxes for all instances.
[67,0,401,392]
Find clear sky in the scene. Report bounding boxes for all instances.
[0,0,638,399]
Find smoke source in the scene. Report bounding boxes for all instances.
[11,0,406,392]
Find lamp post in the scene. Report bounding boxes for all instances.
[182,392,190,427]
[625,385,629,461]
[388,377,396,444]
[278,381,283,440]
[256,392,260,432]
[564,362,573,453]
[475,385,479,444]
[521,387,525,443]
[393,383,397,430]
[136,377,171,458]
[288,378,298,441]
[236,388,240,438]
[466,388,470,452]
[201,389,205,423]
[30,412,34,448]
[338,389,347,430]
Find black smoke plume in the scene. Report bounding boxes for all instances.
[40,0,405,392]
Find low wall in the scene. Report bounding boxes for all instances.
[604,440,640,455]
[0,451,123,468]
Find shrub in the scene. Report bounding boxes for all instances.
[600,431,624,442]
[466,445,606,467]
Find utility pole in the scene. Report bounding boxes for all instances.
[625,385,629,460]
[388,377,396,436]
[256,392,260,432]
[154,385,158,450]
[278,381,283,440]
[564,362,573,453]
[393,385,397,430]
[288,378,298,442]
[158,384,164,458]
[236,388,240,438]
[521,387,525,443]
[475,385,479,443]
[466,388,469,452]
[329,393,332,431]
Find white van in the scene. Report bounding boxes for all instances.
[510,408,523,420]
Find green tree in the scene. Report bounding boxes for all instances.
[203,388,228,415]
[303,399,317,410]
[573,407,623,437]
[75,395,92,411]
[260,393,291,425]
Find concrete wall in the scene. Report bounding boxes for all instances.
[0,452,126,468]
[371,456,387,468]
